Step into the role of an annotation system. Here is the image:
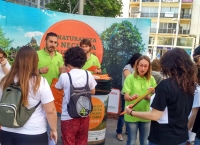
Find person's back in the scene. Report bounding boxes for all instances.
[0,46,57,145]
[55,47,97,145]
[149,78,194,145]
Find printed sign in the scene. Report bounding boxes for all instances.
[40,20,103,63]
[107,89,120,114]
[89,97,105,130]
[88,95,109,144]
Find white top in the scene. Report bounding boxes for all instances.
[55,69,97,121]
[1,77,54,135]
[192,86,200,108]
[0,60,11,80]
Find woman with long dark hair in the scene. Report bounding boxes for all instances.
[126,48,197,145]
[0,46,57,145]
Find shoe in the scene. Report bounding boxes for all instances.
[125,131,128,135]
[116,134,123,141]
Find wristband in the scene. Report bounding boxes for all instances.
[130,110,133,116]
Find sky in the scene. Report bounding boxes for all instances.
[0,0,151,54]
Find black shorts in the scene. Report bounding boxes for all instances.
[1,130,48,145]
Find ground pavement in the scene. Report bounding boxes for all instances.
[57,118,139,145]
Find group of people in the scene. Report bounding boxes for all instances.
[0,32,101,145]
[0,30,200,145]
[116,47,200,145]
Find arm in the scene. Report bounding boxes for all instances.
[42,101,57,143]
[126,106,164,121]
[1,59,10,75]
[2,65,9,75]
[124,92,138,101]
[91,88,95,95]
[123,70,131,78]
[188,107,199,130]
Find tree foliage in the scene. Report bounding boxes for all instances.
[100,21,145,89]
[0,27,13,50]
[45,0,123,17]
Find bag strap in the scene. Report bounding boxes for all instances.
[85,70,89,87]
[34,101,41,109]
[67,73,73,87]
[67,71,89,87]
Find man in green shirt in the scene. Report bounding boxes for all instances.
[80,39,101,74]
[38,32,64,85]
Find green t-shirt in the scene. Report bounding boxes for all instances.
[123,74,156,122]
[37,49,64,85]
[82,53,101,70]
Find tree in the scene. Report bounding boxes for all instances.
[100,21,145,89]
[0,27,13,50]
[45,0,123,17]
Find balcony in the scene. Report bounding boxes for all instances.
[150,28,157,33]
[160,13,178,18]
[161,0,180,2]
[182,0,193,3]
[130,0,140,2]
[142,0,159,2]
[180,14,191,19]
[141,13,158,17]
[158,29,176,33]
[178,29,190,34]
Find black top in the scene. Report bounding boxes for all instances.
[148,78,194,145]
[192,108,200,139]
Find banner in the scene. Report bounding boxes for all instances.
[0,0,151,90]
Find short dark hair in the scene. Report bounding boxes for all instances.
[0,48,7,58]
[45,32,57,40]
[126,53,142,67]
[64,47,87,68]
[80,38,92,47]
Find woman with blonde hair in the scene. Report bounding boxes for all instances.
[123,55,156,145]
[0,46,57,145]
[126,48,197,145]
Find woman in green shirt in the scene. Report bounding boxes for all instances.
[123,55,156,145]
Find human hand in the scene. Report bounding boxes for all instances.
[125,105,134,115]
[1,59,7,67]
[148,87,155,94]
[39,66,49,74]
[129,94,138,101]
[50,130,57,144]
[59,66,66,74]
[144,95,151,100]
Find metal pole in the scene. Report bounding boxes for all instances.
[78,0,84,15]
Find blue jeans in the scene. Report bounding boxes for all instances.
[126,122,150,145]
[148,141,186,145]
[195,137,200,145]
[116,94,126,134]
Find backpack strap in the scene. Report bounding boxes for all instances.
[85,70,89,86]
[67,73,74,87]
[67,71,88,87]
[34,101,41,109]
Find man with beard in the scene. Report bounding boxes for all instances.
[80,38,101,74]
[38,32,64,85]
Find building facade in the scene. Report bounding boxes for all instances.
[129,0,197,59]
[6,0,51,9]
